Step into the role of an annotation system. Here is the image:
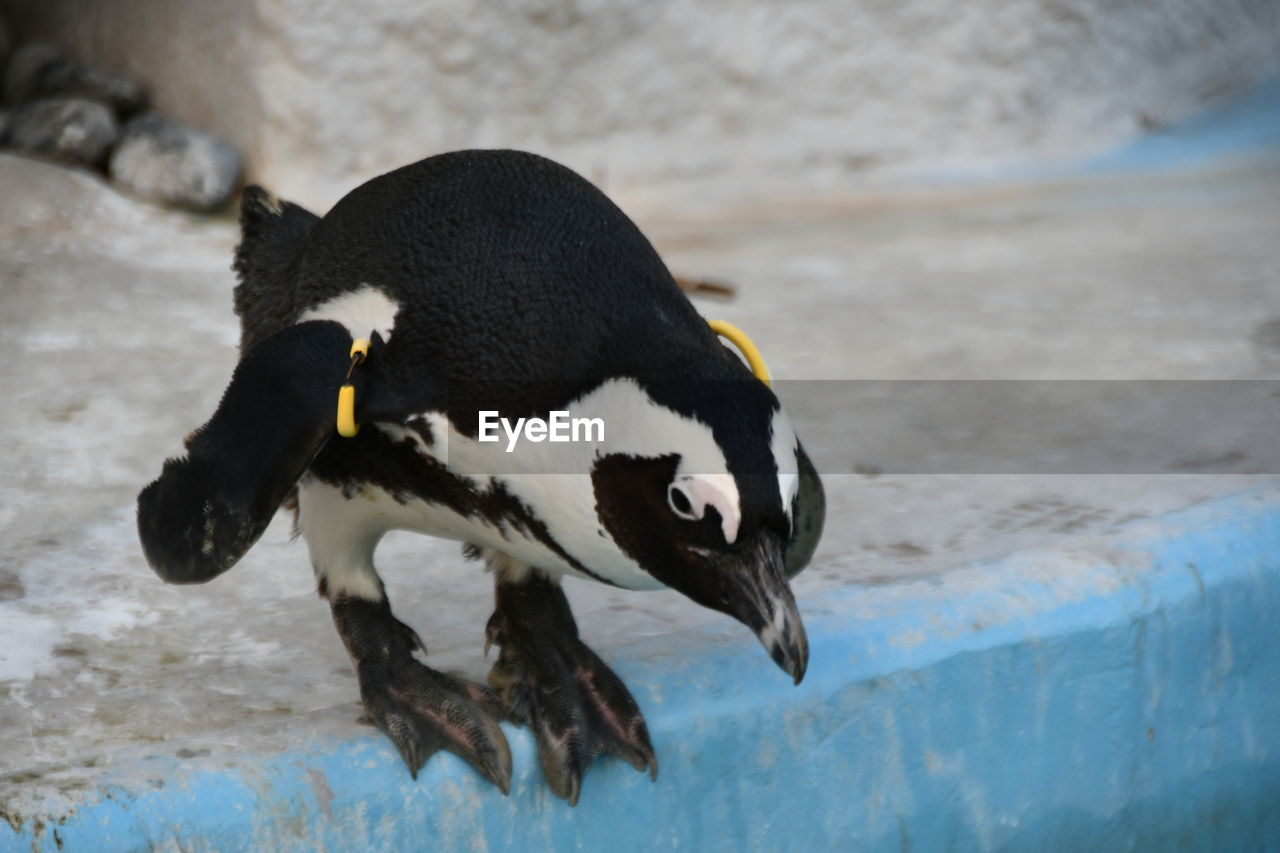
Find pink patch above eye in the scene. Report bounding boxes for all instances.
[680,477,740,544]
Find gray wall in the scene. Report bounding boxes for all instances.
[6,0,1280,211]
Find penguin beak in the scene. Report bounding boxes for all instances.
[704,535,810,684]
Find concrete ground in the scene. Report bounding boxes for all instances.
[1,148,1277,823]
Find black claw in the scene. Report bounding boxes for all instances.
[567,775,582,808]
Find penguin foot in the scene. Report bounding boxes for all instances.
[330,594,513,794]
[485,574,657,806]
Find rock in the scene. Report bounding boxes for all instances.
[108,113,242,211]
[8,97,119,167]
[5,42,146,115]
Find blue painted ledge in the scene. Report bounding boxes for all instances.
[4,489,1278,851]
[1085,73,1280,173]
[929,73,1280,184]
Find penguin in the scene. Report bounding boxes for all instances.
[137,149,825,805]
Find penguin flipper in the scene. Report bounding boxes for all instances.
[138,320,369,584]
[784,442,825,578]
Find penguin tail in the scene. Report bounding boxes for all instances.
[232,185,320,352]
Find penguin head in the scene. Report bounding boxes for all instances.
[589,377,824,684]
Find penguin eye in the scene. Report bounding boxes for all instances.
[667,483,700,521]
[666,474,741,544]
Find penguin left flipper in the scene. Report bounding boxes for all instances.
[137,320,405,584]
[486,572,658,806]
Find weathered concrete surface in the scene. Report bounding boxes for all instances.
[7,0,1280,210]
[0,142,1278,847]
[4,490,1278,851]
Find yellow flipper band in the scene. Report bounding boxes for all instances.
[336,338,371,438]
[708,320,771,388]
[336,386,359,437]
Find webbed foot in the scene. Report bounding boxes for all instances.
[485,574,657,805]
[331,595,513,793]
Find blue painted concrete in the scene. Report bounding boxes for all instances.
[4,489,1278,851]
[931,73,1280,185]
[1086,74,1280,173]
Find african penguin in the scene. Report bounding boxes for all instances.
[137,149,825,805]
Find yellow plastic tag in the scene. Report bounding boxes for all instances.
[336,384,359,437]
[708,320,772,388]
[336,338,371,437]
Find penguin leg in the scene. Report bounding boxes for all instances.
[328,590,513,793]
[301,480,512,793]
[485,568,658,806]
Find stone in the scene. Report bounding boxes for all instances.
[108,113,242,211]
[4,42,146,115]
[8,97,118,167]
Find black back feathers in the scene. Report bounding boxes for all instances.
[296,151,728,388]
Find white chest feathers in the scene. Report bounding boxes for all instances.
[299,378,753,591]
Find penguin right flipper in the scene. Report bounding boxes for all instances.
[785,442,825,578]
[137,320,394,584]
